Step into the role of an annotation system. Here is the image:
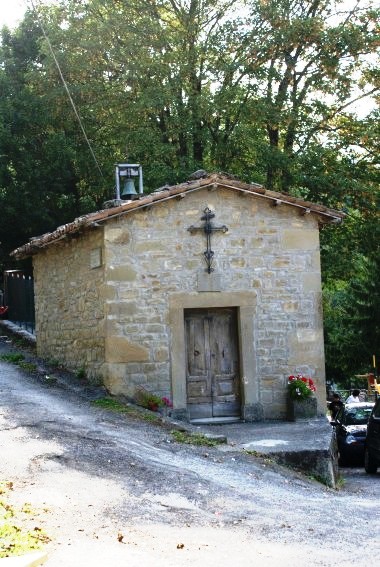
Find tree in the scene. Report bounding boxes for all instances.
[0,11,98,272]
[323,245,380,381]
[39,0,262,184]
[242,0,380,190]
[321,107,380,380]
[11,0,378,191]
[0,0,379,379]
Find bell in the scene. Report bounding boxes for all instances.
[120,178,138,199]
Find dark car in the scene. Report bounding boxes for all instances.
[331,402,374,466]
[365,396,380,474]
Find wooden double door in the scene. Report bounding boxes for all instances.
[185,308,241,421]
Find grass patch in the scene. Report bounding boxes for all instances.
[334,474,346,490]
[306,473,328,485]
[135,388,164,411]
[244,449,263,458]
[91,397,162,424]
[139,412,161,423]
[0,353,25,364]
[91,397,129,412]
[75,367,86,380]
[18,361,38,373]
[171,430,219,447]
[0,481,50,558]
[0,353,38,374]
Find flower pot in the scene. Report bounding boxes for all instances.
[287,396,317,421]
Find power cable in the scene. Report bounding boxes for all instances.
[28,0,104,179]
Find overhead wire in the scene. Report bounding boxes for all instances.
[28,0,104,179]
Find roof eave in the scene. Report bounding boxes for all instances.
[10,174,345,259]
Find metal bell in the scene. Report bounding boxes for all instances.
[120,178,138,199]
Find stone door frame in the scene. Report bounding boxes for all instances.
[169,291,262,421]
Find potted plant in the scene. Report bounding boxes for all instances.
[135,387,173,415]
[287,373,317,421]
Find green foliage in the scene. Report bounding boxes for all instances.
[17,361,38,373]
[287,379,313,401]
[171,430,219,447]
[91,397,129,412]
[75,367,86,380]
[91,397,161,423]
[135,388,164,412]
[243,449,263,458]
[0,0,379,377]
[0,353,25,364]
[322,169,379,381]
[0,353,38,374]
[0,481,50,558]
[324,251,380,381]
[0,11,106,272]
[334,475,346,490]
[1,0,375,252]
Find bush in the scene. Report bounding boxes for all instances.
[134,387,172,412]
[135,388,164,411]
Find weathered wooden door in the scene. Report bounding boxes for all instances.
[185,308,241,420]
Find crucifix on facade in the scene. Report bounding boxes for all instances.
[188,207,228,273]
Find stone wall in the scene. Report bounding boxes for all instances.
[33,230,106,381]
[99,187,326,418]
[32,186,326,419]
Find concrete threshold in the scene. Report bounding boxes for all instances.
[190,417,241,425]
[187,417,338,488]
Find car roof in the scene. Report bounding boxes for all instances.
[344,402,374,409]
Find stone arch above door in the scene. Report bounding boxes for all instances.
[169,291,263,421]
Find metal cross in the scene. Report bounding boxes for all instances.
[188,207,228,273]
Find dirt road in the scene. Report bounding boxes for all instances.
[0,341,379,566]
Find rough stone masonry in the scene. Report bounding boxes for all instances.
[13,174,344,421]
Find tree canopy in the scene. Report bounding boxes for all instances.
[0,0,379,380]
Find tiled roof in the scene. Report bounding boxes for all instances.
[11,172,345,259]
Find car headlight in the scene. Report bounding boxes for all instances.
[345,434,358,444]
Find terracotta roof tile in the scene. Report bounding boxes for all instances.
[11,173,345,259]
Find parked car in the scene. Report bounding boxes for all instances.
[365,396,380,474]
[331,402,374,466]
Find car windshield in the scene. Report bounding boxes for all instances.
[345,407,373,425]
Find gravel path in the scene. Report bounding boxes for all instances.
[0,336,379,566]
